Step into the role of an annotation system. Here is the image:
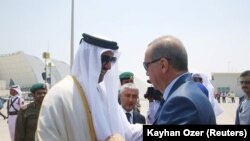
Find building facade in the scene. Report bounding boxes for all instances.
[211,72,243,97]
[0,51,70,93]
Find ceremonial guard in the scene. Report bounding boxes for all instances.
[119,72,141,113]
[15,83,47,141]
[119,72,134,85]
[7,85,25,141]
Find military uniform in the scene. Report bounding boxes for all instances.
[119,72,141,113]
[118,72,134,104]
[14,83,47,141]
[15,102,40,141]
[119,72,134,85]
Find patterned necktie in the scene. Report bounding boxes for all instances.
[125,112,131,123]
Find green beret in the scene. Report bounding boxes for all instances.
[30,83,47,93]
[119,72,134,80]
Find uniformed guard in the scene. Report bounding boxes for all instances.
[119,72,134,85]
[118,72,141,113]
[118,72,135,104]
[14,83,47,141]
[7,85,24,141]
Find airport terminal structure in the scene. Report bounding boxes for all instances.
[0,51,70,96]
[0,51,149,99]
[0,51,244,98]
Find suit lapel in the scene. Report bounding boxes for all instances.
[153,73,192,124]
[166,73,192,100]
[132,111,136,124]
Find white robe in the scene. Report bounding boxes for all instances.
[36,76,93,141]
[8,95,24,141]
[192,72,224,117]
[36,76,142,141]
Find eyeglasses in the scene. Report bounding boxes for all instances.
[143,57,170,71]
[101,55,117,64]
[240,81,250,85]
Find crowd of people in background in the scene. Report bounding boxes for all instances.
[0,33,249,141]
[215,91,236,103]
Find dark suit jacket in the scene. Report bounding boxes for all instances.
[133,111,146,124]
[154,73,216,125]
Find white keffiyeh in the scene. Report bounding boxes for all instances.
[192,72,224,116]
[71,40,142,141]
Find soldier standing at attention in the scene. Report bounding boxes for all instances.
[15,83,47,141]
[7,85,25,141]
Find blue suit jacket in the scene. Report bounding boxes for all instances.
[153,73,216,125]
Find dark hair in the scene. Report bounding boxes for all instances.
[240,70,250,77]
[144,87,162,100]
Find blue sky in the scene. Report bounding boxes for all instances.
[1,0,250,81]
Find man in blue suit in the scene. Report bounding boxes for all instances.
[143,35,216,125]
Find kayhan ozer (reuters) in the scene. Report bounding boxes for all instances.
[147,129,246,138]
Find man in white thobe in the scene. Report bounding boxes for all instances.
[35,33,142,141]
[192,72,224,117]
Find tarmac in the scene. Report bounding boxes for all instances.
[0,98,238,141]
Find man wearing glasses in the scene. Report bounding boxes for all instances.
[235,70,250,125]
[143,35,216,125]
[36,33,142,141]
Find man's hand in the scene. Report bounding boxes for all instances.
[105,133,125,141]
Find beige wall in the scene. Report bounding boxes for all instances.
[0,90,9,97]
[0,80,6,90]
[211,73,243,97]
